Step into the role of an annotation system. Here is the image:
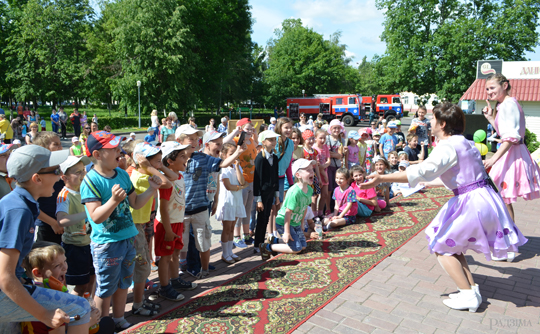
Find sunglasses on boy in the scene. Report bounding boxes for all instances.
[38,166,62,176]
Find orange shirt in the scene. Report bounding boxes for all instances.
[234,136,257,183]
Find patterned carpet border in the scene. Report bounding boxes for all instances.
[127,188,452,334]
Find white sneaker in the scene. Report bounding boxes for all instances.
[443,289,480,312]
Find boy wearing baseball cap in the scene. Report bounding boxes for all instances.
[0,146,94,333]
[57,156,93,297]
[144,128,156,143]
[259,159,315,260]
[154,141,197,302]
[176,124,244,279]
[80,131,162,331]
[379,121,401,159]
[129,142,178,316]
[70,137,83,157]
[253,131,281,254]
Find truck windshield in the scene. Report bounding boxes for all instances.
[392,97,401,104]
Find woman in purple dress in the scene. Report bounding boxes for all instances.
[362,103,527,312]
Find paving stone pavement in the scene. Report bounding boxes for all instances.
[120,197,540,334]
[294,197,540,334]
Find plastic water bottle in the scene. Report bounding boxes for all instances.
[315,218,323,240]
[83,292,100,334]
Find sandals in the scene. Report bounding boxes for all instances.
[132,302,160,316]
[259,243,272,261]
[143,299,161,310]
[114,319,132,331]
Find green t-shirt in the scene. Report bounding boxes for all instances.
[276,183,313,227]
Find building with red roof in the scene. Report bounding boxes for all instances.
[460,60,540,136]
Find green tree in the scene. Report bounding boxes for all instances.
[264,19,352,107]
[5,0,94,108]
[376,0,540,102]
[106,0,196,115]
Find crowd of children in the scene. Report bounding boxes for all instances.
[0,109,484,333]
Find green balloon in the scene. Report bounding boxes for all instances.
[473,129,486,143]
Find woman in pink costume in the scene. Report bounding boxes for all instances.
[362,103,527,312]
[483,73,540,215]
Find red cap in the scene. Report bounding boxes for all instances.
[85,131,125,157]
[236,118,251,127]
[302,129,314,141]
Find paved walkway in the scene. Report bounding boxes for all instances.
[294,197,540,334]
[122,196,540,333]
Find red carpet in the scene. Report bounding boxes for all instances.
[127,188,452,334]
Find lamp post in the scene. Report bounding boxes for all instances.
[302,89,305,98]
[136,80,141,128]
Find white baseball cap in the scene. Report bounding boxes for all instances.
[60,156,91,174]
[292,158,316,176]
[203,130,225,145]
[161,141,190,161]
[130,132,136,137]
[175,124,203,139]
[258,130,280,142]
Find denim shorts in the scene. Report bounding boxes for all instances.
[62,243,95,286]
[91,237,136,298]
[276,224,306,252]
[0,285,90,325]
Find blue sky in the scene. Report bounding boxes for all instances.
[249,0,540,64]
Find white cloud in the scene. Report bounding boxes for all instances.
[249,0,387,61]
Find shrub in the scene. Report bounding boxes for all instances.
[525,128,540,153]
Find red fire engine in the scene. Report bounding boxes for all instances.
[287,94,402,126]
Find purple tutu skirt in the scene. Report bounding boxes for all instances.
[425,186,527,260]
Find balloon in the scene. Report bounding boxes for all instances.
[473,129,486,143]
[475,142,488,156]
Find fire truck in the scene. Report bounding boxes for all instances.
[362,94,403,122]
[287,93,402,127]
[287,94,366,126]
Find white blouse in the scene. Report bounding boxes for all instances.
[406,139,458,188]
[497,98,522,142]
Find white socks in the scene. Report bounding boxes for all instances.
[222,241,231,258]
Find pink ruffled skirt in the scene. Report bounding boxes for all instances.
[489,144,540,204]
[425,186,527,260]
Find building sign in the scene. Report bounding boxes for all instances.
[502,61,540,79]
[476,60,503,79]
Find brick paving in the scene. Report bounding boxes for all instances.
[122,197,540,333]
[294,197,540,334]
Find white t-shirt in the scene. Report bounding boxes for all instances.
[156,174,186,223]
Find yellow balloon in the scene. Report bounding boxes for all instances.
[475,142,488,156]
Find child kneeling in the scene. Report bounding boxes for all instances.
[259,159,315,259]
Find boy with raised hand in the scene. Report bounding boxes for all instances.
[57,156,94,297]
[129,142,178,316]
[80,131,161,331]
[0,145,93,334]
[175,124,245,279]
[378,121,402,159]
[154,141,197,302]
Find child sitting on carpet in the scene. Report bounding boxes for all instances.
[324,168,358,229]
[259,159,315,259]
[350,165,383,217]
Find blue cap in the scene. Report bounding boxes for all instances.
[348,131,361,140]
